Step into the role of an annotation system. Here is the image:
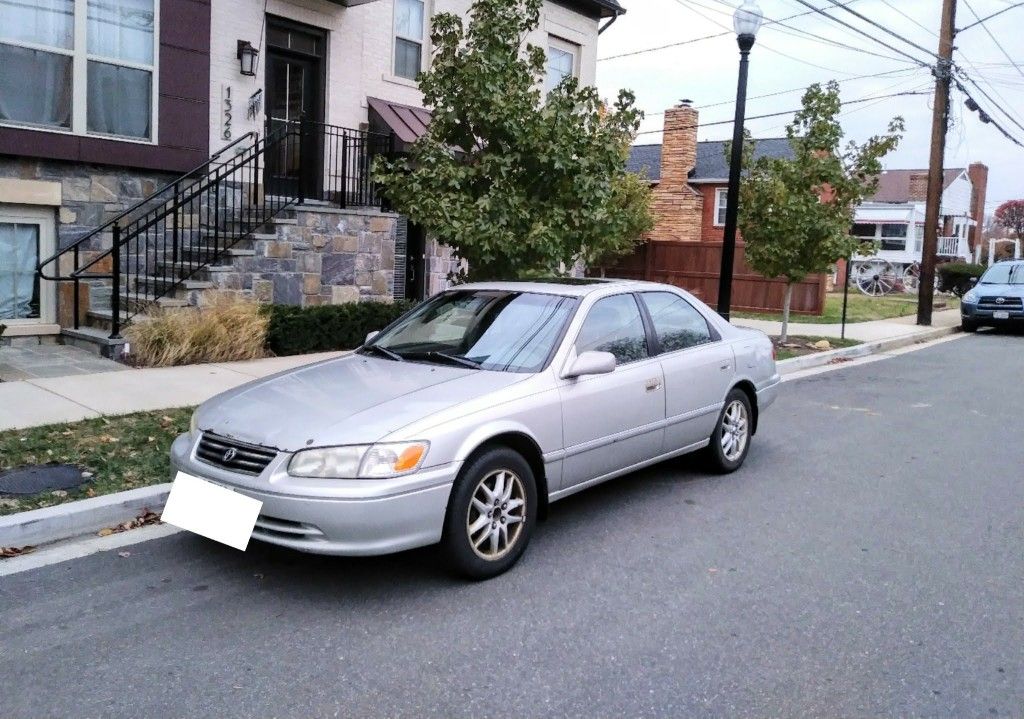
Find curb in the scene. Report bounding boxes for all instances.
[0,483,171,549]
[776,325,960,375]
[0,329,959,552]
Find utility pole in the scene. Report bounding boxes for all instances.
[918,0,957,325]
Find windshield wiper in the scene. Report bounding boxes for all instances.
[361,344,404,362]
[422,351,482,369]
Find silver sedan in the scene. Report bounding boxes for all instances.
[170,279,780,578]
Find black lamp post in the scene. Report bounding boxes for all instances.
[717,0,763,320]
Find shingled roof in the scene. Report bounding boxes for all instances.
[627,138,795,184]
[869,168,964,203]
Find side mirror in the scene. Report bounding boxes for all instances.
[563,351,616,379]
[365,331,380,345]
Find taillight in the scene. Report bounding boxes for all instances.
[771,344,777,362]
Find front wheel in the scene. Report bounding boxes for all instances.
[961,318,978,333]
[441,447,538,580]
[704,389,753,474]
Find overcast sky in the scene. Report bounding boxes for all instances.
[596,0,1024,218]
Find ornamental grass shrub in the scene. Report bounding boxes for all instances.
[125,294,269,367]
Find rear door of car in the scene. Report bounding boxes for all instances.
[557,292,666,489]
[638,291,734,451]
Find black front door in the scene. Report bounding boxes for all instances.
[264,18,325,197]
[405,222,426,301]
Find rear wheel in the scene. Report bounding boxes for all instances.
[441,447,537,580]
[704,389,753,474]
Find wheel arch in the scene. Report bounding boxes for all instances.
[730,379,759,435]
[460,431,550,521]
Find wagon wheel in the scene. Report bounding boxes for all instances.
[902,263,921,294]
[854,259,899,296]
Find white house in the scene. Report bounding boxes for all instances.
[852,165,988,271]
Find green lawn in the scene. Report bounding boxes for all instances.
[0,408,192,517]
[736,292,959,324]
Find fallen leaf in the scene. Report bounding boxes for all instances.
[708,567,718,573]
[1,545,35,558]
[97,528,114,537]
[82,471,94,478]
[50,490,68,498]
[117,551,131,558]
[86,488,96,497]
[0,498,21,510]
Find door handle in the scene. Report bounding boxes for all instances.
[720,363,730,371]
[645,378,662,392]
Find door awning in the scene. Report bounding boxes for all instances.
[368,97,431,144]
[855,207,916,224]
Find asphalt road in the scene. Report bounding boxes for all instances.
[3,333,1023,719]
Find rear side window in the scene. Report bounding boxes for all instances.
[575,294,649,364]
[641,292,713,352]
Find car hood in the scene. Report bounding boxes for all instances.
[974,283,1024,296]
[195,354,528,451]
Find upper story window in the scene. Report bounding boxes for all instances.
[545,36,579,93]
[0,0,156,140]
[394,0,425,80]
[714,187,728,226]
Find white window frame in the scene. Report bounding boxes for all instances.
[0,205,56,325]
[714,187,728,227]
[0,0,159,144]
[393,0,427,81]
[545,35,579,93]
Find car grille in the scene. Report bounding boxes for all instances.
[196,432,277,476]
[978,296,1024,311]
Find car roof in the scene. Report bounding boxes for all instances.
[450,278,667,298]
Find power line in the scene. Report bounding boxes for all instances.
[690,0,922,66]
[597,0,867,62]
[639,67,921,118]
[633,90,931,136]
[784,0,934,67]
[961,0,1024,82]
[957,0,1024,32]
[878,0,939,38]
[816,0,940,59]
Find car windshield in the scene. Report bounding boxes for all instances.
[980,263,1024,285]
[363,290,577,373]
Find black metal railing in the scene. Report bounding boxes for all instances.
[267,117,392,208]
[38,119,392,340]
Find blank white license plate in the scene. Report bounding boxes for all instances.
[161,471,263,551]
[993,310,1010,320]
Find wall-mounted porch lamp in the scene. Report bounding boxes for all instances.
[237,40,259,76]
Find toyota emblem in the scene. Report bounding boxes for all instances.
[222,448,238,462]
[996,297,1006,304]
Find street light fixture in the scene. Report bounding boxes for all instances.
[717,0,763,320]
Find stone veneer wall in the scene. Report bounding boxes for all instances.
[646,104,704,243]
[0,157,178,253]
[423,237,462,297]
[207,204,399,306]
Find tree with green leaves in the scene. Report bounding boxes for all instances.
[373,0,652,281]
[736,81,904,342]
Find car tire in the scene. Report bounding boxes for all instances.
[961,318,978,333]
[703,388,753,474]
[441,447,538,580]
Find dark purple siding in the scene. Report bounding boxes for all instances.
[0,0,211,173]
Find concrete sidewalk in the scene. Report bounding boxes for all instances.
[734,308,961,342]
[0,351,344,431]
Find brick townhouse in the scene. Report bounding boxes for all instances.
[0,0,623,352]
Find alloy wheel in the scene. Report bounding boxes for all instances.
[466,469,526,561]
[720,400,749,462]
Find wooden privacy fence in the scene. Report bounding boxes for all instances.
[596,240,827,315]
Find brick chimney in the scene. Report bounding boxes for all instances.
[660,100,698,188]
[908,172,929,202]
[967,162,989,252]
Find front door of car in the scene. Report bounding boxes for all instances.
[557,293,665,489]
[639,291,735,450]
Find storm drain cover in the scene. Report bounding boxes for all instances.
[0,464,88,495]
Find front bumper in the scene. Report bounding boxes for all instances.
[961,303,1024,325]
[169,433,458,556]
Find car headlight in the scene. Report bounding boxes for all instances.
[287,441,429,479]
[963,288,978,303]
[189,411,200,437]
